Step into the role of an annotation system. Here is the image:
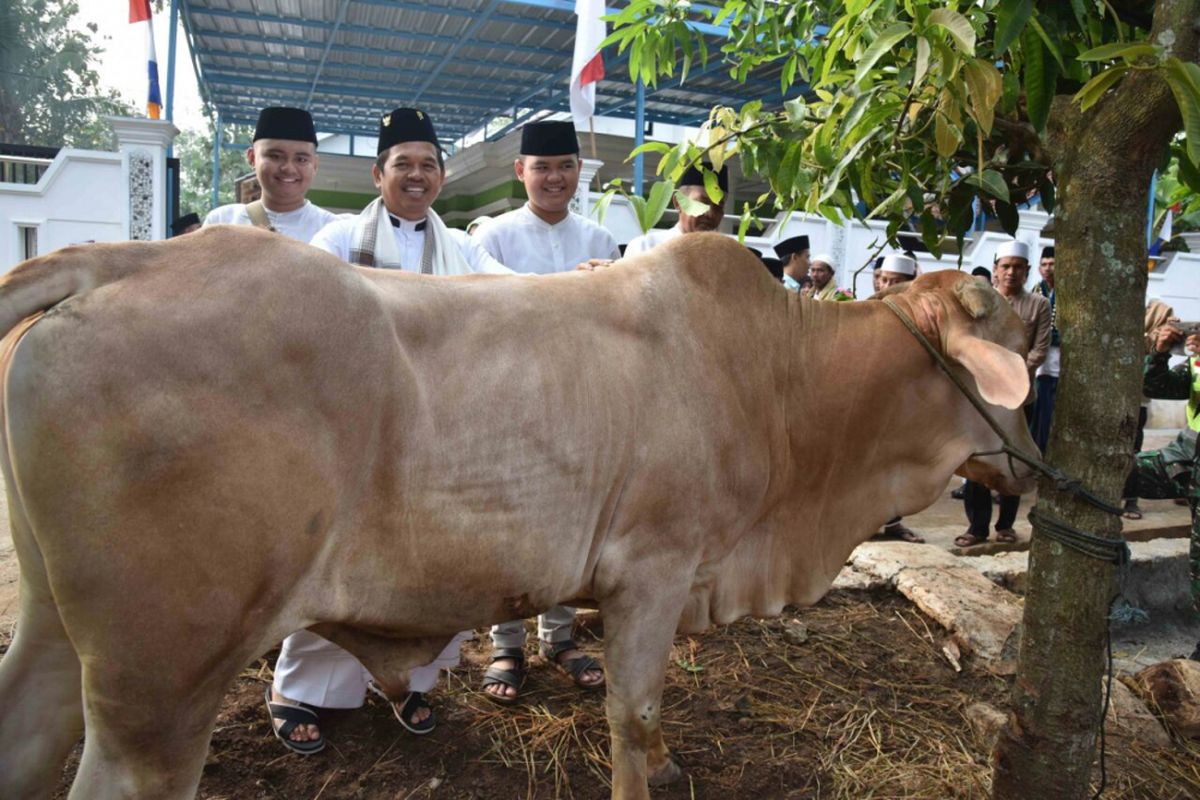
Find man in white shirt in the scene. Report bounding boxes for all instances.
[309,108,508,275]
[472,119,610,704]
[623,163,728,254]
[270,108,493,758]
[474,120,619,273]
[203,107,337,241]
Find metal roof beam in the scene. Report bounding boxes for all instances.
[190,7,566,58]
[193,30,559,77]
[306,0,352,108]
[205,72,510,109]
[349,0,573,30]
[198,48,534,92]
[499,0,731,37]
[411,0,504,104]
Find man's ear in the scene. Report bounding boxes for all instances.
[947,334,1030,409]
[371,162,383,191]
[246,147,257,167]
[513,157,524,181]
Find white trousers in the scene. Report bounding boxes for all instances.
[490,604,576,651]
[272,630,471,709]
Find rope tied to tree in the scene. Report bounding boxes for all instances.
[882,295,1143,800]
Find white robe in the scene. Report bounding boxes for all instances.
[622,223,683,255]
[310,213,512,274]
[473,204,619,273]
[203,200,337,243]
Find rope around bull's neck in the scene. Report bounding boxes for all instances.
[881,296,1125,522]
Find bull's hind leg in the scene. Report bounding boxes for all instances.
[597,578,690,800]
[0,505,85,799]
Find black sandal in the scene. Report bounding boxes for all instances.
[480,647,527,705]
[540,639,605,691]
[264,687,325,755]
[367,681,436,735]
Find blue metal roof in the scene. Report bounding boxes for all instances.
[178,0,801,145]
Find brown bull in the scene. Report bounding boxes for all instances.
[0,228,1036,799]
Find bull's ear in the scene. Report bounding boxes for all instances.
[947,335,1030,409]
[954,276,1003,320]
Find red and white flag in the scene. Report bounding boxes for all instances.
[569,0,606,125]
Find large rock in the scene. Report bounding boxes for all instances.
[1107,677,1172,748]
[846,542,1023,674]
[1131,659,1200,739]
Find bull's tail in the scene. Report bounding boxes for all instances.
[0,240,163,338]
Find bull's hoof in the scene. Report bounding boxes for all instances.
[647,758,684,786]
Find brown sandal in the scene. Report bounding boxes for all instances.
[995,528,1018,543]
[540,640,605,690]
[954,532,989,548]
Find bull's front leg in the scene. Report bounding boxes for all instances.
[598,578,690,800]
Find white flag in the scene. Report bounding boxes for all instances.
[570,0,607,125]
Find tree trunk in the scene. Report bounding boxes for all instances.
[992,2,1200,797]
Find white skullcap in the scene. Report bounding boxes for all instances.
[880,253,917,275]
[995,240,1030,262]
[811,253,836,268]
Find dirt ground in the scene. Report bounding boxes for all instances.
[2,590,1190,800]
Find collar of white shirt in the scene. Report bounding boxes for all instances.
[389,214,427,232]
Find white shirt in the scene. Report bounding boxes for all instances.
[203,200,338,244]
[623,223,683,255]
[474,204,620,273]
[1036,345,1061,379]
[309,214,512,274]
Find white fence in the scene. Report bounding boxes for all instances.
[0,117,178,271]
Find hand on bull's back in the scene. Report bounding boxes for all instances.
[576,258,617,271]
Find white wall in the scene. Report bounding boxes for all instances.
[0,151,126,270]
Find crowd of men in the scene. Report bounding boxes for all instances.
[169,103,1200,751]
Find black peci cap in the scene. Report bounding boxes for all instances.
[774,235,810,260]
[377,108,440,155]
[679,162,729,196]
[520,120,580,156]
[170,212,200,235]
[253,107,317,144]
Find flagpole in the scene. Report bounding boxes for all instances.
[588,116,600,190]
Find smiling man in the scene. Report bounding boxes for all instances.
[310,108,508,274]
[203,107,336,240]
[474,120,619,273]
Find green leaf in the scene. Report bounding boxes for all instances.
[1078,41,1160,62]
[854,23,911,85]
[993,0,1033,56]
[966,169,1010,203]
[644,180,675,232]
[1163,57,1200,164]
[1038,175,1056,214]
[592,188,618,224]
[1027,15,1063,69]
[703,168,725,204]
[673,189,710,217]
[1176,153,1200,196]
[914,36,931,86]
[625,141,671,161]
[1021,25,1057,132]
[629,193,648,230]
[994,200,1020,236]
[927,8,976,56]
[737,204,754,241]
[963,59,1002,134]
[784,97,806,123]
[935,113,962,158]
[1073,64,1129,112]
